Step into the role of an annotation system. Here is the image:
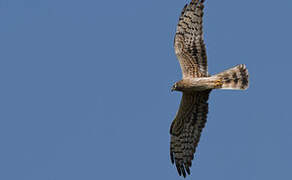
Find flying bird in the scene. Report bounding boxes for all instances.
[170,0,249,177]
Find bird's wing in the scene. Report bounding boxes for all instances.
[170,90,210,177]
[174,0,208,78]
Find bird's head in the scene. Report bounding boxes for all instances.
[171,83,177,92]
[171,82,183,92]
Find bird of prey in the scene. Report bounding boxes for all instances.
[170,0,249,177]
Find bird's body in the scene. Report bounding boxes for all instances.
[173,64,249,92]
[169,0,249,177]
[173,77,222,92]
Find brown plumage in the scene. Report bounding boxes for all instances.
[170,0,249,177]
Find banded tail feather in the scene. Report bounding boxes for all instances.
[214,64,249,90]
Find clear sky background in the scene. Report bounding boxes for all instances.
[0,0,292,179]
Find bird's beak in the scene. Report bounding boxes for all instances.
[171,87,174,92]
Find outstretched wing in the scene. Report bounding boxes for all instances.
[170,90,210,177]
[174,0,208,78]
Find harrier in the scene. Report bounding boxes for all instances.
[170,0,249,177]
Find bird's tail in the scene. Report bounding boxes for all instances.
[213,64,249,90]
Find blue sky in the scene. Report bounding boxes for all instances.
[0,0,292,179]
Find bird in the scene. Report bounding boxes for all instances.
[170,0,249,177]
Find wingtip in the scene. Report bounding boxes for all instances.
[176,164,182,176]
[185,165,191,175]
[181,166,187,178]
[170,152,174,164]
[175,162,187,178]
